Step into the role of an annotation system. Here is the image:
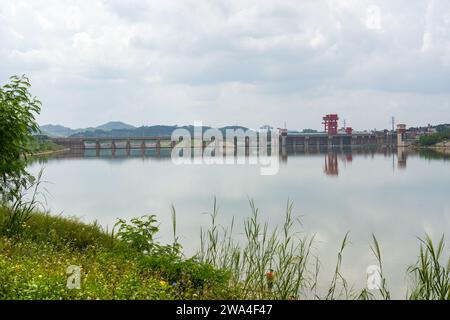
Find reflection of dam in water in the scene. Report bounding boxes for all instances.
[324,153,340,176]
[83,147,174,158]
[282,145,417,176]
[36,145,422,177]
[397,147,408,169]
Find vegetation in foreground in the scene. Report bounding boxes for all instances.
[0,207,232,300]
[0,200,448,300]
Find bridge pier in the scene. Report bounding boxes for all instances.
[376,135,383,146]
[223,139,227,157]
[245,136,250,157]
[111,141,116,157]
[156,139,161,156]
[280,132,287,150]
[126,140,131,156]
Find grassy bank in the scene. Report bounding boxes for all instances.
[0,203,449,300]
[26,135,65,156]
[0,208,233,300]
[415,129,450,147]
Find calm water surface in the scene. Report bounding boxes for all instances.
[28,148,450,298]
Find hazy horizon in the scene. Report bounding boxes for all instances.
[38,119,448,132]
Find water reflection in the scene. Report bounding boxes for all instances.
[325,153,339,176]
[31,146,443,177]
[398,148,407,169]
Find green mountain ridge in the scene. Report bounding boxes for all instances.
[41,121,136,137]
[40,122,253,138]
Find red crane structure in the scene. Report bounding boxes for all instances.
[322,114,339,135]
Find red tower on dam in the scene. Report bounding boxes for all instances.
[322,114,339,135]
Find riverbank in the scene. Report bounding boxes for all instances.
[25,136,67,157]
[414,141,450,155]
[28,148,70,157]
[426,141,450,153]
[0,208,232,300]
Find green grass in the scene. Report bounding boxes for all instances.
[0,207,233,300]
[0,202,448,300]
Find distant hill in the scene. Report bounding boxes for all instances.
[96,121,136,131]
[40,121,136,137]
[40,124,77,137]
[69,125,253,138]
[39,123,253,138]
[70,125,179,138]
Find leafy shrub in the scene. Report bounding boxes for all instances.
[114,215,159,253]
[0,75,41,202]
[114,215,180,256]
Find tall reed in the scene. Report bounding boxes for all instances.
[0,169,46,236]
[197,199,448,300]
[370,234,391,300]
[199,199,315,299]
[407,235,450,300]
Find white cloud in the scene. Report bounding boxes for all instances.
[0,0,449,129]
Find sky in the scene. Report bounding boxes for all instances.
[1,0,450,131]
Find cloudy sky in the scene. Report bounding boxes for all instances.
[1,0,449,130]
